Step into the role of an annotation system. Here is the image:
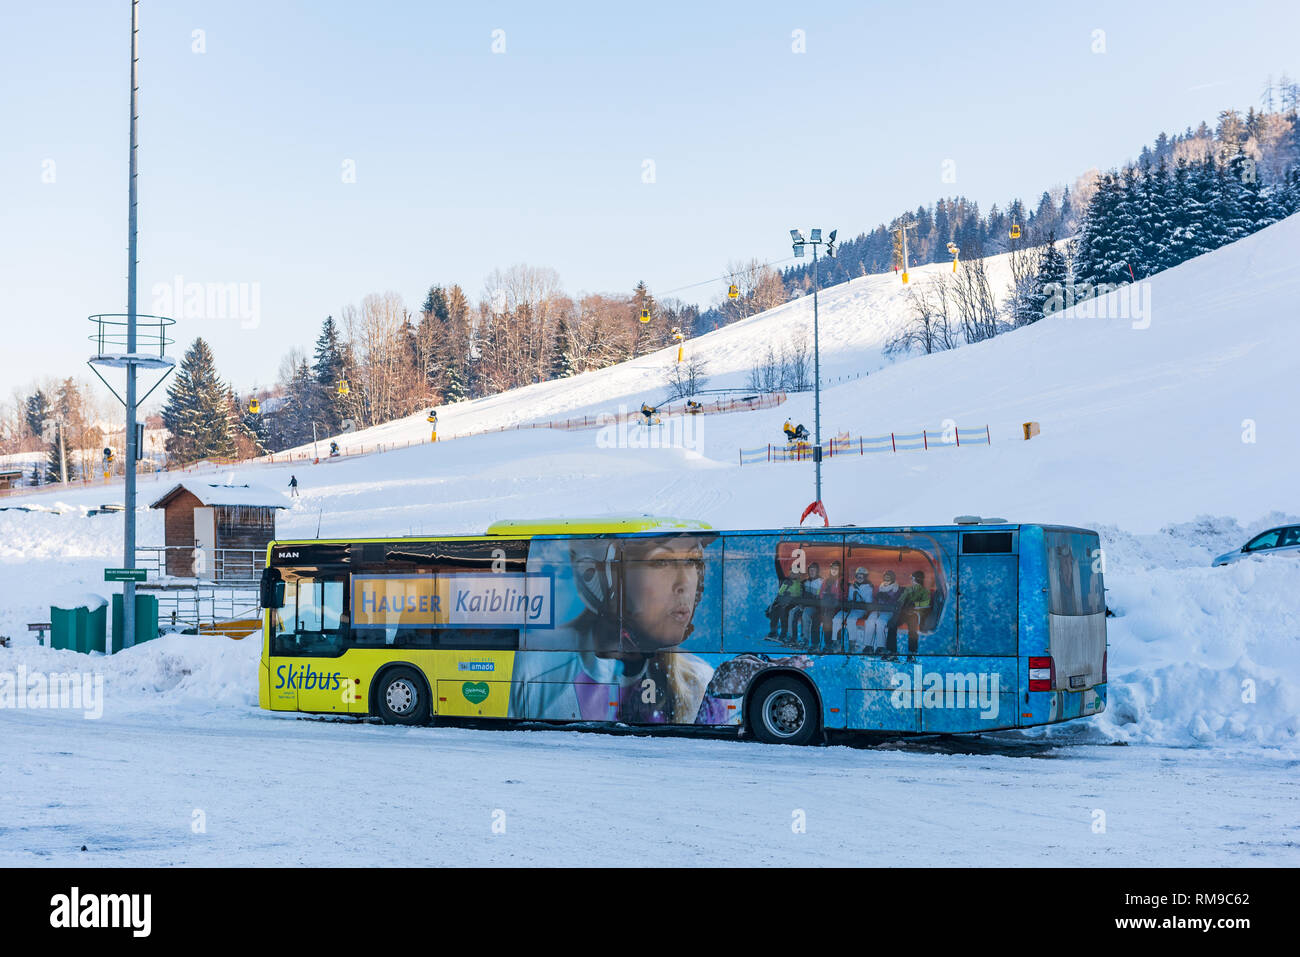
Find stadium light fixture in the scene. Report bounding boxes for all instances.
[787,226,836,510]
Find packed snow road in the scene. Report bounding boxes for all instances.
[3,704,1296,867]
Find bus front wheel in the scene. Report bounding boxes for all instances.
[749,675,819,746]
[374,667,430,726]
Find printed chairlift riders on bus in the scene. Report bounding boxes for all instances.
[761,539,944,657]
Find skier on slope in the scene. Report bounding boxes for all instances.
[288,475,299,497]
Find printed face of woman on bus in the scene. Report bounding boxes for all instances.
[622,539,703,650]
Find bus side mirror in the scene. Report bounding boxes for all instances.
[260,568,285,609]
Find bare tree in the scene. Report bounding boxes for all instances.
[343,291,412,426]
[887,275,959,356]
[568,293,630,372]
[952,255,1001,343]
[479,264,566,389]
[747,343,781,393]
[665,354,710,399]
[1006,228,1047,328]
[783,331,813,392]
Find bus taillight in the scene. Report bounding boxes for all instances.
[1028,656,1054,691]
[1102,649,1107,683]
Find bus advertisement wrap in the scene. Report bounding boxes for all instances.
[260,521,1107,740]
[351,573,554,630]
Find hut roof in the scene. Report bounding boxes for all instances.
[149,480,288,510]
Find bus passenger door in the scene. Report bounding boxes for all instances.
[270,576,352,713]
[266,577,300,711]
[957,544,1018,655]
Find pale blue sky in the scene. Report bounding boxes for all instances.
[3,0,1297,397]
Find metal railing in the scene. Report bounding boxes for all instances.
[135,545,266,582]
[138,580,262,632]
[740,425,992,465]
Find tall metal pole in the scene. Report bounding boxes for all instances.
[58,419,68,484]
[811,243,822,504]
[123,0,140,649]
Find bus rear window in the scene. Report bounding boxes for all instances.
[1045,530,1105,616]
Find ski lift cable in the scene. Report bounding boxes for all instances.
[653,254,803,299]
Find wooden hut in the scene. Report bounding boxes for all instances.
[149,481,287,580]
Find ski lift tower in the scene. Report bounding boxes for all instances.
[86,0,175,650]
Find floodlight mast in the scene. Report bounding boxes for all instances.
[789,227,836,508]
[85,2,175,653]
[124,0,140,647]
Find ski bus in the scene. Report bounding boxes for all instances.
[257,516,1107,744]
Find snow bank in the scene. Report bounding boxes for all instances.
[1032,516,1300,748]
[0,632,260,715]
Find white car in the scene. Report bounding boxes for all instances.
[1212,526,1300,566]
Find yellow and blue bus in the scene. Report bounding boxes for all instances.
[258,516,1106,745]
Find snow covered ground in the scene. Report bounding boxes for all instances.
[4,682,1297,866]
[2,216,1298,865]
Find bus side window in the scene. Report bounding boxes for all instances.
[298,579,323,632]
[272,580,299,656]
[322,580,343,631]
[276,577,348,656]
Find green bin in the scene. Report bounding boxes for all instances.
[49,600,108,654]
[110,593,160,651]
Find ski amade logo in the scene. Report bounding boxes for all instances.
[462,681,490,704]
[275,664,344,691]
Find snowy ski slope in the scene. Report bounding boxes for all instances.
[300,251,1023,450]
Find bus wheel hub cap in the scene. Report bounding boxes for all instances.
[767,692,803,735]
[387,680,415,715]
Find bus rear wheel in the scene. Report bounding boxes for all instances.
[749,675,819,746]
[375,667,430,726]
